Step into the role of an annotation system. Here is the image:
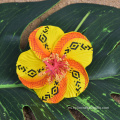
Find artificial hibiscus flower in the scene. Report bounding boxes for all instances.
[16,25,93,103]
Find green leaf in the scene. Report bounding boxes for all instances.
[0,3,120,120]
[40,3,120,120]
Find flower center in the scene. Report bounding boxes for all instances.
[39,53,69,83]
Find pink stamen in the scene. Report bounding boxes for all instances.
[42,53,70,83]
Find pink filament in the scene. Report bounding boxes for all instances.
[43,53,69,82]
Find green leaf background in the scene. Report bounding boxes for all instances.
[0,2,120,120]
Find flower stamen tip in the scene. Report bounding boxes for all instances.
[43,53,69,83]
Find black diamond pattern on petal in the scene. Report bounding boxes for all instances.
[72,70,80,79]
[51,86,59,95]
[70,42,79,50]
[39,34,47,43]
[28,69,37,78]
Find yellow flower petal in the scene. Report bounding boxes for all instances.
[16,49,48,89]
[64,59,89,98]
[29,25,64,59]
[34,76,67,104]
[53,32,93,68]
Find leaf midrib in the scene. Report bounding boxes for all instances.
[0,83,25,89]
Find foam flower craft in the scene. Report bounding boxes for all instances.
[16,25,93,103]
